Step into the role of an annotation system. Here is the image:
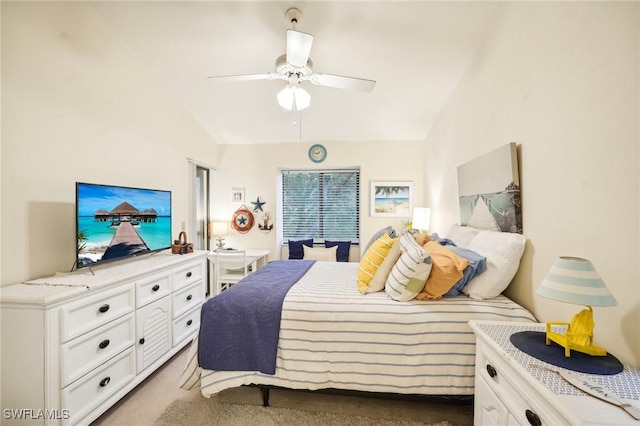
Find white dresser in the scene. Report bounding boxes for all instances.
[0,250,208,425]
[470,320,640,426]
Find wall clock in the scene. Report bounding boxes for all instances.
[231,206,254,234]
[308,144,327,163]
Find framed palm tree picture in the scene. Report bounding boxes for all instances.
[370,181,413,217]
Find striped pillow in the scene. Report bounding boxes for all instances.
[357,232,397,294]
[385,232,432,301]
[367,240,402,293]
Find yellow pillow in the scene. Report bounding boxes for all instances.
[416,241,469,300]
[367,240,402,293]
[357,233,397,294]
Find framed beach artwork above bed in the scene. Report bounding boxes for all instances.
[457,142,522,233]
[370,181,413,217]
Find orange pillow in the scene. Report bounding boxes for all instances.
[416,241,469,300]
[413,233,431,246]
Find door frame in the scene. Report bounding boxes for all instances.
[187,158,216,251]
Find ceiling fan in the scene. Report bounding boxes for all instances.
[207,7,376,112]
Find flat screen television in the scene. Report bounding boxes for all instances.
[76,182,172,268]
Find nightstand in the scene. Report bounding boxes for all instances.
[469,321,640,425]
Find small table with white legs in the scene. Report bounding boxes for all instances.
[207,249,270,296]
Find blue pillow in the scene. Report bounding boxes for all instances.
[442,243,487,297]
[324,241,351,262]
[288,239,313,259]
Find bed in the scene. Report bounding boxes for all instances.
[179,226,537,402]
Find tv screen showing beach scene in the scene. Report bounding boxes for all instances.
[76,182,172,268]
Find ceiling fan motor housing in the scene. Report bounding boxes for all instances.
[276,54,313,78]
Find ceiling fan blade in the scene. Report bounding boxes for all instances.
[310,73,376,92]
[286,30,314,67]
[207,73,281,82]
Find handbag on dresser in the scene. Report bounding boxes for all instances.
[171,231,194,254]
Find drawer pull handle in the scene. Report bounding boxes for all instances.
[99,377,111,387]
[186,294,193,301]
[98,304,110,313]
[139,338,145,345]
[186,272,192,278]
[486,364,497,378]
[152,284,160,292]
[187,320,193,326]
[525,409,541,426]
[98,339,110,349]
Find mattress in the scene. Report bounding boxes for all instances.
[180,261,536,397]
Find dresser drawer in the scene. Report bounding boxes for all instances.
[61,313,135,387]
[172,259,205,291]
[173,305,201,346]
[476,341,566,425]
[60,284,135,343]
[172,279,205,319]
[136,271,172,308]
[62,347,135,425]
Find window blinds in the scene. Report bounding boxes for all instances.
[281,169,360,243]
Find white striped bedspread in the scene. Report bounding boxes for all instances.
[180,261,536,397]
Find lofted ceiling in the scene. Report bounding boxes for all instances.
[92,1,499,144]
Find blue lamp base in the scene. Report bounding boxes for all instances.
[510,331,623,375]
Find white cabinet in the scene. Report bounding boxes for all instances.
[470,321,640,426]
[0,250,208,426]
[135,296,172,373]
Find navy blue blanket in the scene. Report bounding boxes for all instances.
[198,259,316,374]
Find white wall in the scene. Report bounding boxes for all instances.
[211,141,424,258]
[424,2,639,365]
[3,1,637,367]
[1,2,219,284]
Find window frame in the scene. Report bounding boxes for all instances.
[278,168,361,245]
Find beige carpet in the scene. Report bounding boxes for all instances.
[91,345,473,426]
[153,399,453,426]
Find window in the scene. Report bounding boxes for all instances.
[281,169,360,243]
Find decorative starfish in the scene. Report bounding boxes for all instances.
[237,215,248,226]
[251,197,266,212]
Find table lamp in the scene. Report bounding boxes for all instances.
[411,207,431,233]
[536,256,617,357]
[211,221,229,250]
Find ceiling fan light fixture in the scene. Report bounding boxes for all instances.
[277,84,311,111]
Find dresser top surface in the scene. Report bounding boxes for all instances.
[1,250,208,305]
[470,320,640,402]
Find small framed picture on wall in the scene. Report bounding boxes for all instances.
[370,181,413,217]
[232,188,245,203]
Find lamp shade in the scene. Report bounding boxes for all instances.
[211,221,228,236]
[277,84,311,111]
[537,257,616,307]
[411,207,431,232]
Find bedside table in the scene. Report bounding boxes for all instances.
[469,320,640,425]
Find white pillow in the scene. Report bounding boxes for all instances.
[462,230,526,299]
[446,224,480,248]
[303,245,337,262]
